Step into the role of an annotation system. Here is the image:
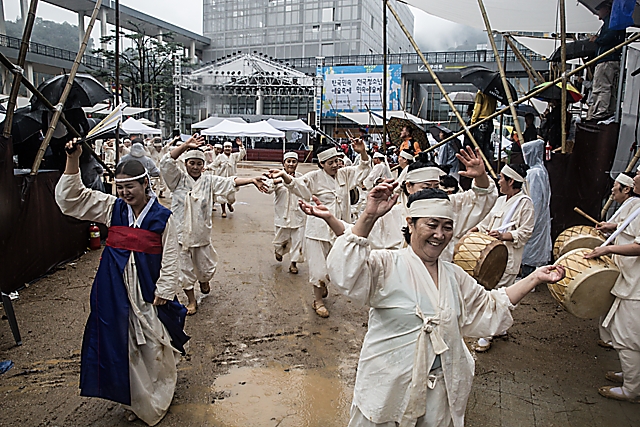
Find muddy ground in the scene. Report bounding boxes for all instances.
[0,162,639,427]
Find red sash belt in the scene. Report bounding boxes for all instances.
[106,226,163,255]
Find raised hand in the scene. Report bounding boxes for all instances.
[457,146,486,179]
[65,139,83,159]
[184,133,205,149]
[534,265,566,283]
[350,137,366,154]
[363,182,399,219]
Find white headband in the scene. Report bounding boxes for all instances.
[115,170,148,183]
[405,167,445,184]
[373,152,385,159]
[616,173,634,188]
[501,165,526,183]
[408,198,454,220]
[318,147,339,162]
[283,152,299,161]
[183,149,206,162]
[400,150,414,161]
[214,143,223,149]
[223,142,233,147]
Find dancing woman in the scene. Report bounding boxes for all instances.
[55,140,189,425]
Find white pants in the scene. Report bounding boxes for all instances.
[607,298,640,396]
[348,369,452,427]
[496,272,517,289]
[152,176,168,195]
[178,244,218,290]
[216,191,236,206]
[306,237,332,287]
[274,226,305,263]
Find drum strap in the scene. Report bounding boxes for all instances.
[601,205,640,247]
[610,197,636,222]
[498,194,530,232]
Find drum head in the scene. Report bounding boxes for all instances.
[563,268,618,319]
[556,236,605,260]
[474,241,508,290]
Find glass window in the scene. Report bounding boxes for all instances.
[322,7,334,22]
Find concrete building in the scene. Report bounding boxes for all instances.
[202,0,414,62]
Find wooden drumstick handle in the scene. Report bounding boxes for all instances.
[574,207,599,225]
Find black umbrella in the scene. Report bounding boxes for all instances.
[30,73,112,111]
[550,39,597,62]
[515,104,540,117]
[429,124,454,142]
[4,107,44,144]
[459,66,518,105]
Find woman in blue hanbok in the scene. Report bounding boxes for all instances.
[55,140,188,425]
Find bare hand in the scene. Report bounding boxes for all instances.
[350,137,366,154]
[596,222,617,234]
[488,230,503,240]
[252,176,269,193]
[65,138,83,159]
[267,169,286,179]
[152,296,169,306]
[457,146,486,179]
[299,196,334,220]
[534,265,566,283]
[584,246,610,259]
[184,133,205,149]
[363,182,399,218]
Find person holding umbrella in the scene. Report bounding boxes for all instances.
[399,126,422,154]
[470,90,497,161]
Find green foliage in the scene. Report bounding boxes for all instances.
[91,25,188,127]
[6,17,94,52]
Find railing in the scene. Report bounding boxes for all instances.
[0,34,106,68]
[285,50,544,69]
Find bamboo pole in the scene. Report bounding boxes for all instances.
[477,0,524,147]
[382,0,388,154]
[30,0,103,175]
[416,96,426,119]
[601,149,640,219]
[503,34,544,85]
[386,0,497,178]
[3,0,38,138]
[0,51,115,178]
[425,32,640,154]
[560,0,568,153]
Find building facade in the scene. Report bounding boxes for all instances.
[202,0,414,62]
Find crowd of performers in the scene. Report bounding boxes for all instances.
[53,128,640,425]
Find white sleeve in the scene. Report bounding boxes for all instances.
[450,179,498,238]
[327,230,390,307]
[456,266,515,338]
[284,172,314,201]
[511,198,536,248]
[159,153,184,191]
[210,175,238,198]
[155,214,181,300]
[55,172,116,226]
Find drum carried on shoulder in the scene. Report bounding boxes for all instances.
[454,232,508,289]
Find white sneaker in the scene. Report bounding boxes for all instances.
[475,337,491,352]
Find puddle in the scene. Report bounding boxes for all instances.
[171,365,351,426]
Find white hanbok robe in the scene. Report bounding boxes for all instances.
[266,172,306,263]
[360,180,497,256]
[364,162,393,191]
[476,193,535,287]
[160,153,238,288]
[327,231,514,427]
[285,161,371,285]
[149,148,168,195]
[55,173,181,426]
[602,197,640,396]
[212,147,246,205]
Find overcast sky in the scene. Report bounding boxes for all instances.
[2,0,486,52]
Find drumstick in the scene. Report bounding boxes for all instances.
[491,221,516,232]
[574,207,599,225]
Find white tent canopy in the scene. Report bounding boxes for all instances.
[266,118,313,132]
[339,111,433,127]
[121,117,162,135]
[201,120,285,138]
[192,116,245,129]
[403,0,600,33]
